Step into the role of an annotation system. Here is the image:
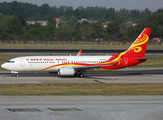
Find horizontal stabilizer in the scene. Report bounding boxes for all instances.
[136,56,161,60]
[136,57,147,60]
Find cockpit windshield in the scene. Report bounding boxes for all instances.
[7,61,15,63]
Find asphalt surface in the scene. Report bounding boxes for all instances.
[0,49,163,54]
[0,67,163,84]
[1,96,163,120]
[0,68,163,120]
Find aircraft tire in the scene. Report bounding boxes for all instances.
[15,74,19,77]
[79,73,84,78]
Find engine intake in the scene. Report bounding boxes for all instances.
[58,67,75,76]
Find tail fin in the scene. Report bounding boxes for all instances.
[125,28,151,57]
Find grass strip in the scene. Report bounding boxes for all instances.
[0,83,163,96]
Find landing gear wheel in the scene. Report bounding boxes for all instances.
[15,74,19,77]
[79,73,84,78]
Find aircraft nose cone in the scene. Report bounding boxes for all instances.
[1,63,7,69]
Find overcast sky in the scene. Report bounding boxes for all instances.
[1,0,163,10]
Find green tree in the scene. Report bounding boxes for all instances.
[16,15,27,26]
[47,14,56,24]
[80,21,94,40]
[0,16,11,39]
[40,4,50,19]
[10,1,18,15]
[7,16,24,40]
[91,22,103,39]
[56,23,74,40]
[156,25,163,38]
[32,12,43,20]
[45,23,56,39]
[0,1,152,22]
[25,23,45,40]
[59,16,66,22]
[106,20,123,40]
[129,11,163,39]
[68,16,78,26]
[73,22,82,40]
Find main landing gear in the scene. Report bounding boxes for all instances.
[79,73,84,78]
[74,71,84,78]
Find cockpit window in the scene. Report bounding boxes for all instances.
[7,61,15,63]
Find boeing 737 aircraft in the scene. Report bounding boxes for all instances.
[1,28,151,77]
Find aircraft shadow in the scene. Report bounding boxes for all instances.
[0,69,162,78]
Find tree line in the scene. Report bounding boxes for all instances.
[0,1,151,21]
[0,1,163,41]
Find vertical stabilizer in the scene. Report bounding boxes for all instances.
[125,28,151,57]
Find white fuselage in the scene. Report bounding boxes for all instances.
[1,56,112,72]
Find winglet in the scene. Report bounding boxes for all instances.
[77,49,82,56]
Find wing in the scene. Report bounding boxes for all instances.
[73,62,118,72]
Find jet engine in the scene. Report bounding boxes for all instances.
[58,67,75,76]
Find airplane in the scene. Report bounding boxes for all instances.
[1,28,151,77]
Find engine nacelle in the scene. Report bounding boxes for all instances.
[58,67,75,76]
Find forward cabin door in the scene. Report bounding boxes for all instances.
[20,58,26,71]
[20,58,25,67]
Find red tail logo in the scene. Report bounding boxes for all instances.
[106,28,151,65]
[125,28,151,57]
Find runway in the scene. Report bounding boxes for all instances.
[0,67,163,120]
[1,96,163,120]
[0,67,163,84]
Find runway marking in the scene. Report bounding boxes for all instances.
[7,108,41,112]
[52,112,64,116]
[94,80,105,83]
[48,108,82,111]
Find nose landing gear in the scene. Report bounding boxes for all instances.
[11,71,19,77]
[15,74,19,77]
